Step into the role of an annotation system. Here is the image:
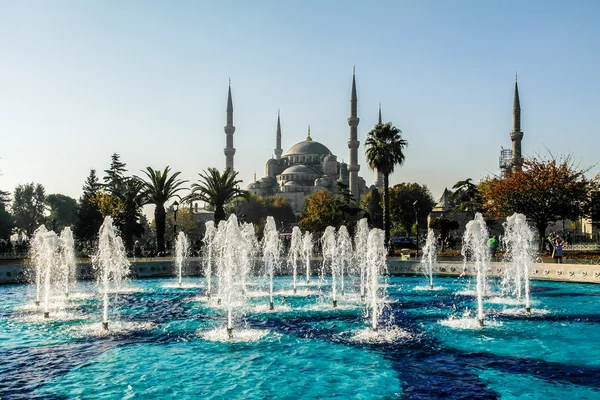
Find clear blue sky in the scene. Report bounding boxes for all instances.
[1,0,599,209]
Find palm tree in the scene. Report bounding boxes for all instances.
[110,178,147,251]
[187,168,248,225]
[365,122,408,244]
[451,178,480,219]
[137,166,188,253]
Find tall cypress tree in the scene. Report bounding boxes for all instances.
[103,153,128,192]
[74,169,104,245]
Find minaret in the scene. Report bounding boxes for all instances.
[347,67,360,203]
[274,109,283,160]
[374,103,384,189]
[224,79,236,171]
[510,74,523,171]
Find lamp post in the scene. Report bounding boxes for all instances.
[413,200,419,259]
[173,201,179,236]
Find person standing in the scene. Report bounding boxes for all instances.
[488,235,499,261]
[553,238,564,263]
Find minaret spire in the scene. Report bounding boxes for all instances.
[347,66,361,203]
[274,109,283,160]
[510,74,524,172]
[224,79,236,171]
[375,103,384,189]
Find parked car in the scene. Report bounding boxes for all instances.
[390,237,417,250]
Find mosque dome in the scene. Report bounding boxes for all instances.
[246,182,257,189]
[314,176,329,187]
[324,153,336,162]
[284,181,301,186]
[284,126,331,156]
[267,158,279,165]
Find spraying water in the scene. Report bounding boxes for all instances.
[29,225,48,306]
[302,231,313,284]
[41,231,60,318]
[366,229,386,331]
[336,226,353,296]
[93,216,131,331]
[240,222,257,293]
[354,219,369,301]
[59,227,76,298]
[420,230,438,289]
[288,227,303,294]
[462,213,491,327]
[503,213,536,313]
[175,231,189,287]
[262,216,280,310]
[203,221,216,298]
[213,220,227,303]
[322,226,337,307]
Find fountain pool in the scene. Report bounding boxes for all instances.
[1,275,600,399]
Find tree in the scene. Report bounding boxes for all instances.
[186,168,248,225]
[111,179,146,251]
[299,190,345,234]
[479,157,590,249]
[74,169,104,245]
[388,183,435,235]
[365,122,408,244]
[237,195,296,233]
[12,183,46,235]
[103,153,128,192]
[429,216,459,251]
[137,166,187,253]
[451,178,481,219]
[360,188,383,229]
[46,194,77,231]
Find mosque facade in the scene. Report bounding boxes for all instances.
[223,70,373,213]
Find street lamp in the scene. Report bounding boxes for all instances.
[173,201,179,236]
[413,200,419,259]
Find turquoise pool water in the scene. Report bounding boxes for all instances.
[1,276,599,399]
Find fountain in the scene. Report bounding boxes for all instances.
[462,213,491,327]
[366,229,386,331]
[203,221,216,298]
[262,216,280,310]
[29,225,48,307]
[420,230,438,289]
[240,223,257,293]
[58,227,76,298]
[92,216,131,331]
[213,220,227,304]
[174,231,189,287]
[354,218,369,301]
[287,226,302,294]
[503,213,536,313]
[302,231,313,284]
[41,231,60,318]
[336,226,353,296]
[322,226,337,307]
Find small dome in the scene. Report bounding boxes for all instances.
[267,158,278,165]
[284,181,300,186]
[324,153,336,162]
[246,182,257,189]
[281,164,317,175]
[314,177,329,187]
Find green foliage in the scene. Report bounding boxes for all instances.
[11,183,46,235]
[388,183,435,234]
[360,188,383,229]
[299,191,345,234]
[0,201,13,240]
[74,169,104,245]
[111,179,146,251]
[137,166,188,252]
[186,168,248,225]
[450,178,481,218]
[103,153,128,192]
[364,122,408,243]
[46,194,77,231]
[238,195,296,233]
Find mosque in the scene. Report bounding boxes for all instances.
[221,70,380,213]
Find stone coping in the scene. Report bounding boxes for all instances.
[1,259,599,285]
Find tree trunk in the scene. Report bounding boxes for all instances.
[214,205,226,225]
[383,174,390,245]
[155,202,166,253]
[537,221,548,252]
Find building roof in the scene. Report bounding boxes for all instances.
[284,181,301,186]
[284,140,331,156]
[281,164,317,175]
